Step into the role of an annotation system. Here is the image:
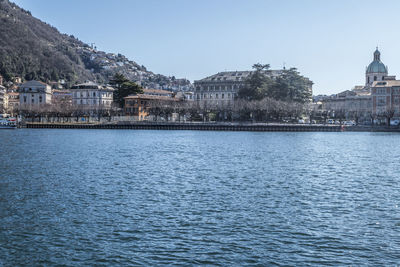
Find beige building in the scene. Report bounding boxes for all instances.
[322,87,371,115]
[320,48,397,122]
[194,70,312,105]
[371,80,400,118]
[19,80,52,109]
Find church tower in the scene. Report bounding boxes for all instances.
[365,47,388,86]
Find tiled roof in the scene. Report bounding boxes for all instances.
[142,88,173,95]
[20,80,49,87]
[195,70,284,83]
[124,94,179,101]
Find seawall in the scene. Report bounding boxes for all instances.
[25,122,342,132]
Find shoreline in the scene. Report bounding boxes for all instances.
[20,122,399,132]
[20,122,400,132]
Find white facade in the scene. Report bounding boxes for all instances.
[71,81,114,109]
[19,80,52,108]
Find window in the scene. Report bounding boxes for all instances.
[216,94,219,99]
[374,76,377,81]
[368,77,370,84]
[222,94,224,99]
[24,96,27,103]
[39,96,42,103]
[93,92,96,97]
[32,98,34,103]
[377,96,386,106]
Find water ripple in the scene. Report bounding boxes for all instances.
[0,130,400,265]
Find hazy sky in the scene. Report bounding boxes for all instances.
[10,0,400,95]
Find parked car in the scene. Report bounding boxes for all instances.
[327,119,334,124]
[390,119,400,126]
[344,121,356,126]
[298,119,305,124]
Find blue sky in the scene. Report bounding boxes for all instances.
[11,0,400,95]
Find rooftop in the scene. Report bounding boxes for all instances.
[124,94,178,101]
[195,70,284,83]
[371,80,400,87]
[20,80,49,87]
[142,88,173,95]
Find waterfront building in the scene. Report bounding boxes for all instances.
[321,86,372,121]
[124,89,179,120]
[193,70,313,104]
[371,80,400,118]
[193,71,257,103]
[70,81,114,109]
[19,80,52,108]
[320,48,399,122]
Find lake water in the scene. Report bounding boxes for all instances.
[1,129,400,266]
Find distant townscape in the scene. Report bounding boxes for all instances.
[0,0,398,127]
[315,48,400,126]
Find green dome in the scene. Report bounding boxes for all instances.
[366,48,388,74]
[366,60,387,73]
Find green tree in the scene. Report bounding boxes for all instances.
[110,73,129,89]
[110,73,143,107]
[238,63,273,101]
[270,68,312,103]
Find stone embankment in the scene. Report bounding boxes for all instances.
[25,122,342,132]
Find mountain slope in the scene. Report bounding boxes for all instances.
[0,0,96,83]
[0,0,191,90]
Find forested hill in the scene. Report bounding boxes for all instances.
[0,0,191,89]
[0,0,97,83]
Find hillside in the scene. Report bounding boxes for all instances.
[0,0,191,90]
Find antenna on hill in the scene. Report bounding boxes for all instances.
[283,62,286,70]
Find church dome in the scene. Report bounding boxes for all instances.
[366,48,387,74]
[366,61,387,73]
